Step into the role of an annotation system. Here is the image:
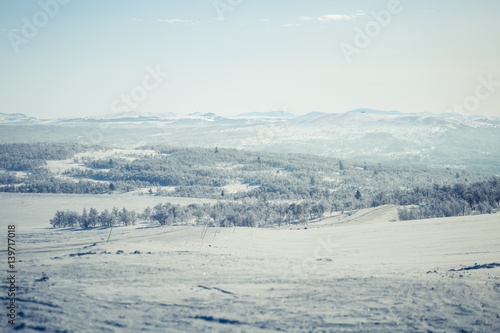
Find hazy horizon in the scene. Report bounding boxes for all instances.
[4,107,500,121]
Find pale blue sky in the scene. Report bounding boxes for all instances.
[1,0,499,118]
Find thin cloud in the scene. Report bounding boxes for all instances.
[317,11,367,22]
[261,18,271,22]
[299,16,313,21]
[318,14,351,22]
[281,23,301,28]
[158,18,200,25]
[1,29,21,32]
[131,18,143,22]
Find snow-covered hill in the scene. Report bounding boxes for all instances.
[1,109,499,173]
[2,197,499,332]
[218,110,500,173]
[0,112,36,123]
[232,110,297,120]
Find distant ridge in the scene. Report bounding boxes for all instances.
[345,108,438,117]
[1,109,496,124]
[234,111,296,119]
[86,111,177,120]
[347,108,403,115]
[0,112,36,123]
[299,111,326,117]
[346,108,492,120]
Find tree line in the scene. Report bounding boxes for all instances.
[398,178,500,220]
[50,177,500,229]
[50,200,335,229]
[50,207,137,228]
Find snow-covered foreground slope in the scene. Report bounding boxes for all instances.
[2,206,500,332]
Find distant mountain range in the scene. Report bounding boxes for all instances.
[0,110,298,124]
[1,109,497,125]
[232,111,297,119]
[0,112,36,123]
[1,109,499,174]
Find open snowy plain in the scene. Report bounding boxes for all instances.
[2,198,499,332]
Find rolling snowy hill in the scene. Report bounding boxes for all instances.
[0,109,499,173]
[2,199,499,332]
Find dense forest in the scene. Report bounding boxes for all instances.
[397,179,500,220]
[1,143,499,227]
[0,142,85,170]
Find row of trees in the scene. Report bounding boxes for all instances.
[147,201,305,227]
[50,197,378,230]
[398,179,500,220]
[50,178,500,228]
[1,180,114,194]
[51,177,500,229]
[50,200,337,229]
[50,207,136,228]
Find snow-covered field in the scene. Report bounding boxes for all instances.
[1,202,499,332]
[0,193,216,232]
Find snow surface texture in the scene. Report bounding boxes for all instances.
[1,203,500,332]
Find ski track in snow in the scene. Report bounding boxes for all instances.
[1,205,500,332]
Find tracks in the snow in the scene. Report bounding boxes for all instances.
[1,227,192,255]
